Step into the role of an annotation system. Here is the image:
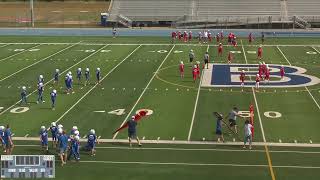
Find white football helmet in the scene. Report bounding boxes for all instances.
[39,75,43,79]
[90,129,95,134]
[86,68,89,72]
[72,126,78,130]
[22,86,26,90]
[78,68,81,71]
[51,122,56,127]
[68,71,72,75]
[0,126,4,130]
[97,68,100,71]
[58,128,63,134]
[74,135,80,141]
[180,61,183,64]
[58,124,63,129]
[56,69,59,73]
[40,126,46,130]
[74,130,80,135]
[39,82,44,86]
[53,89,57,94]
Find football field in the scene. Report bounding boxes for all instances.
[0,36,320,179]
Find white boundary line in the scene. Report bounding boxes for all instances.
[0,42,101,116]
[0,44,75,82]
[1,42,320,47]
[187,45,209,141]
[278,46,320,110]
[0,44,41,62]
[12,144,320,154]
[54,45,142,124]
[113,45,176,139]
[11,137,320,147]
[0,44,10,48]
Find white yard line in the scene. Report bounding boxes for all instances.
[54,45,142,124]
[187,45,209,141]
[188,70,204,141]
[305,87,320,110]
[278,46,320,110]
[0,44,41,62]
[241,40,267,142]
[113,45,176,139]
[0,42,101,116]
[311,46,320,54]
[0,44,76,82]
[276,46,292,66]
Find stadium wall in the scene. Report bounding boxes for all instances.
[0,28,320,37]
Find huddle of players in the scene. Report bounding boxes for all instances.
[40,122,99,166]
[253,46,285,91]
[171,30,225,44]
[20,67,102,110]
[178,50,210,82]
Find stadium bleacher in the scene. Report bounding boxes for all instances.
[109,0,320,28]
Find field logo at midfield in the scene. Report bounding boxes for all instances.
[201,64,320,88]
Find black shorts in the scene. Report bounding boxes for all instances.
[128,131,137,139]
[189,58,194,62]
[216,129,222,135]
[204,59,209,64]
[229,119,236,127]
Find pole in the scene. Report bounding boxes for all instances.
[30,0,34,27]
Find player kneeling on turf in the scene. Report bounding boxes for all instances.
[39,126,49,154]
[243,120,253,149]
[128,116,142,147]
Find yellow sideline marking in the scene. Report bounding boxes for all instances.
[265,145,276,180]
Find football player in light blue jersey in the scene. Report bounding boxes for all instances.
[50,89,57,110]
[0,126,5,153]
[85,67,90,86]
[54,69,59,85]
[20,86,28,105]
[57,129,69,166]
[3,124,14,155]
[68,135,80,161]
[39,126,49,153]
[86,129,98,156]
[50,122,58,148]
[96,68,101,84]
[38,74,44,84]
[76,68,82,84]
[37,82,45,104]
